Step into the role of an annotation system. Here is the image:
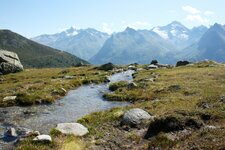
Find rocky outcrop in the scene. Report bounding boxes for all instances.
[121,108,153,127]
[56,123,89,136]
[0,50,23,75]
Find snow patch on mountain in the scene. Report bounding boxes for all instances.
[152,27,169,39]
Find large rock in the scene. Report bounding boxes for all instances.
[176,60,190,67]
[150,60,158,65]
[0,50,23,75]
[97,62,115,71]
[121,108,153,127]
[147,64,158,69]
[33,135,52,142]
[56,123,89,136]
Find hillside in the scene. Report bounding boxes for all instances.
[0,30,88,68]
[31,27,109,60]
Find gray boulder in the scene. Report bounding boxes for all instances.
[56,123,89,136]
[33,135,52,142]
[121,108,153,127]
[0,50,23,75]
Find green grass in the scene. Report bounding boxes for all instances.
[5,61,225,149]
[0,66,108,107]
[75,61,225,149]
[108,81,128,91]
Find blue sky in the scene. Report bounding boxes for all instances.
[0,0,224,37]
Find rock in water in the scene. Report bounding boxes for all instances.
[5,127,17,137]
[56,123,89,136]
[33,135,52,142]
[0,50,23,75]
[121,108,153,127]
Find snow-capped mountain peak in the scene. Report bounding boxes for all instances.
[151,21,207,49]
[152,27,169,39]
[64,27,79,36]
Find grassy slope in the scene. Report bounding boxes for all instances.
[0,30,88,68]
[7,62,225,149]
[78,62,225,149]
[0,66,108,107]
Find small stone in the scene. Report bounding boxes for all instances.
[33,135,52,142]
[3,96,17,102]
[127,82,138,90]
[63,76,75,79]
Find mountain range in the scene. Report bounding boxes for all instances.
[32,21,215,64]
[180,23,225,62]
[90,27,176,64]
[0,30,88,68]
[31,27,109,60]
[2,21,224,66]
[151,21,208,50]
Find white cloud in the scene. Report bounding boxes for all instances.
[182,5,201,14]
[127,21,151,29]
[186,14,209,24]
[102,23,113,34]
[204,10,215,15]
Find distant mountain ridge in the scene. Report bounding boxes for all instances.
[31,21,225,64]
[90,27,177,64]
[31,27,109,60]
[0,30,88,68]
[181,23,225,62]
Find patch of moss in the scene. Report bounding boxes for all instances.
[108,81,128,91]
